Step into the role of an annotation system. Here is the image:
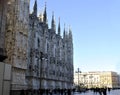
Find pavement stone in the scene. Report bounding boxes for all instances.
[73,89,120,95]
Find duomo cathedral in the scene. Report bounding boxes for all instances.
[0,0,73,95]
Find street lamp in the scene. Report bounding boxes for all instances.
[76,68,81,90]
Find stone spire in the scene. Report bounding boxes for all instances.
[43,2,47,24]
[69,25,73,40]
[51,12,56,31]
[63,24,66,39]
[33,0,37,16]
[58,17,61,36]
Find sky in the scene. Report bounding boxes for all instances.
[30,0,120,73]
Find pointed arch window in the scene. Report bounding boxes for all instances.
[47,43,49,53]
[37,38,40,48]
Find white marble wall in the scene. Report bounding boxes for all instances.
[4,0,29,90]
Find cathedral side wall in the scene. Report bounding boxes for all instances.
[5,0,30,90]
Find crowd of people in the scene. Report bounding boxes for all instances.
[19,88,74,95]
[77,87,112,95]
[18,87,114,95]
[91,87,111,95]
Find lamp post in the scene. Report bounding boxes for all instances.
[76,68,81,90]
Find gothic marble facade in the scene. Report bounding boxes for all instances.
[0,0,73,92]
[26,0,74,90]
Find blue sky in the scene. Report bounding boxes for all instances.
[30,0,120,73]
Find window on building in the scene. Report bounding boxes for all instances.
[37,38,40,47]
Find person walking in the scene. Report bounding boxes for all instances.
[67,89,71,95]
[49,89,52,95]
[20,89,25,95]
[102,88,107,95]
[98,88,102,95]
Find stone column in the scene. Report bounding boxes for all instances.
[0,0,7,61]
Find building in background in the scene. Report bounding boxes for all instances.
[100,71,119,88]
[0,0,74,95]
[74,71,119,89]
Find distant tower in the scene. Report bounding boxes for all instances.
[68,26,74,84]
[5,0,30,92]
[68,26,73,65]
